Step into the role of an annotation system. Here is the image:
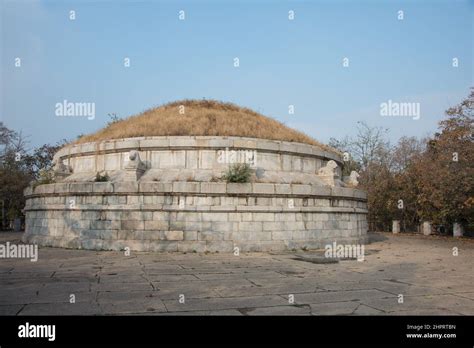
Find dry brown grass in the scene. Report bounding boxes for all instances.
[76,99,335,152]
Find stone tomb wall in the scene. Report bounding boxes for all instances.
[23,182,368,252]
[53,136,344,184]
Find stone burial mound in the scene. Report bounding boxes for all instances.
[23,100,368,252]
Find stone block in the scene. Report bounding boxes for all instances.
[79,142,96,153]
[122,220,144,230]
[144,220,170,230]
[169,220,185,230]
[292,157,302,171]
[114,182,138,193]
[256,139,279,151]
[139,182,172,193]
[292,184,311,195]
[252,183,275,194]
[275,214,296,222]
[257,153,280,171]
[263,222,284,231]
[165,231,184,241]
[208,138,233,147]
[305,221,323,230]
[199,150,216,169]
[252,213,275,222]
[206,241,234,253]
[53,183,69,194]
[311,185,331,196]
[68,183,93,193]
[147,241,178,252]
[186,150,199,169]
[211,221,236,232]
[114,139,140,150]
[152,212,170,221]
[176,212,201,222]
[281,155,292,171]
[200,182,226,194]
[422,221,432,236]
[272,231,292,240]
[227,183,251,194]
[121,211,145,221]
[233,139,256,149]
[302,158,316,173]
[138,138,169,149]
[228,213,242,222]
[275,184,291,195]
[202,213,228,222]
[82,230,118,240]
[91,220,121,230]
[158,151,186,169]
[169,137,196,147]
[234,231,271,241]
[183,221,204,230]
[173,182,200,193]
[392,220,400,234]
[92,182,114,193]
[183,231,198,241]
[279,142,298,153]
[198,231,224,241]
[453,223,464,237]
[256,197,271,205]
[177,241,206,253]
[238,222,263,232]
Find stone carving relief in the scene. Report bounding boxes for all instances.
[317,160,339,187]
[124,150,146,180]
[53,159,73,181]
[343,171,360,187]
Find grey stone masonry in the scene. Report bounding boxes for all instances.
[52,136,344,184]
[25,136,367,252]
[23,181,367,252]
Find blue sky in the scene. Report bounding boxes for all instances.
[1,0,472,148]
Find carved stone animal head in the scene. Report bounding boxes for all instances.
[129,150,139,162]
[350,171,360,179]
[326,160,338,170]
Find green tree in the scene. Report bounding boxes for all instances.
[0,122,66,230]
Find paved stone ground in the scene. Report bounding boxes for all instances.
[1,231,473,315]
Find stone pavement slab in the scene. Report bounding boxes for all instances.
[0,231,473,315]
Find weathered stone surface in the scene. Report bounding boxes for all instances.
[14,231,474,315]
[200,182,226,194]
[24,136,366,252]
[113,182,138,193]
[252,183,275,194]
[422,221,432,236]
[165,231,184,241]
[227,183,252,194]
[317,160,339,187]
[392,220,400,234]
[453,223,464,237]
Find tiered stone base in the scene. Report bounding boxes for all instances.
[23,182,368,252]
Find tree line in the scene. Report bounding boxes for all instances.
[329,89,473,235]
[0,125,65,229]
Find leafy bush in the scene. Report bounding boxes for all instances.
[95,172,109,182]
[32,169,55,189]
[222,163,252,183]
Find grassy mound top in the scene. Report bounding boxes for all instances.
[76,99,334,152]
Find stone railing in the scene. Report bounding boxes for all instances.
[51,136,343,184]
